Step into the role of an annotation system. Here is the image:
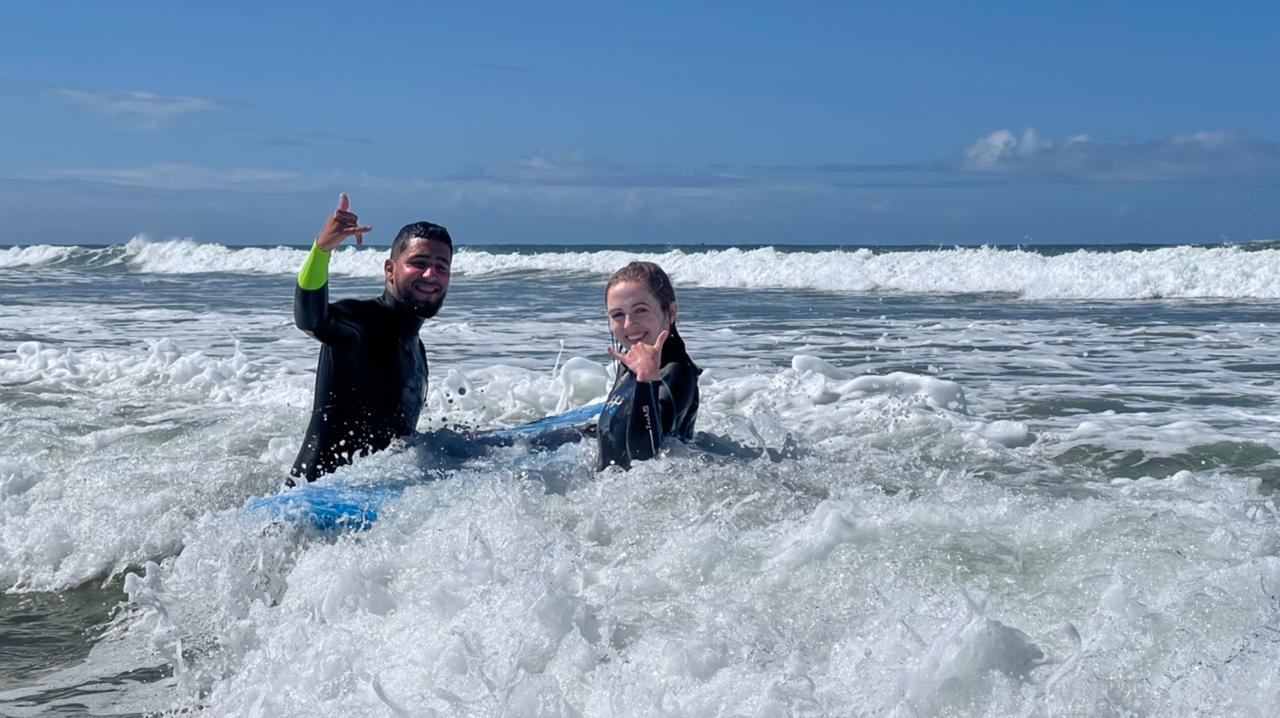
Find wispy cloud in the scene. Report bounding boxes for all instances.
[10,159,768,224]
[17,127,1280,214]
[755,161,934,174]
[831,179,1011,189]
[957,128,1280,183]
[450,152,748,188]
[39,87,232,129]
[12,155,781,207]
[468,63,533,74]
[751,129,1280,186]
[21,164,326,192]
[224,126,376,147]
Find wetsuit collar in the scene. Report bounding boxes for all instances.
[377,289,427,336]
[661,329,700,374]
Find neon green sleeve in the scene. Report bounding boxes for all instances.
[297,242,331,290]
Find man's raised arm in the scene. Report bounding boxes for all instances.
[294,193,374,346]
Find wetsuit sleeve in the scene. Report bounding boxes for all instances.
[294,243,360,348]
[619,361,699,462]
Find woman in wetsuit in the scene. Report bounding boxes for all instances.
[596,262,700,470]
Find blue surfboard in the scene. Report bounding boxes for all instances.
[482,402,603,441]
[244,484,403,532]
[246,403,602,532]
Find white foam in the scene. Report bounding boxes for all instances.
[83,432,1280,716]
[0,328,1007,595]
[449,244,1280,299]
[17,239,1280,299]
[5,253,1280,715]
[3,341,1277,715]
[122,235,386,276]
[0,339,285,404]
[0,244,77,268]
[0,338,309,591]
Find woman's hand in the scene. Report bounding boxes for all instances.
[609,329,668,382]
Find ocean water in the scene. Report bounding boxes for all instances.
[1,237,1279,716]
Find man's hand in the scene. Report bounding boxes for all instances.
[609,330,668,382]
[316,193,374,250]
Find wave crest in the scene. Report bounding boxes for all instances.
[7,239,1280,299]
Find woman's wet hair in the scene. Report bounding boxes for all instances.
[606,261,677,321]
[391,221,453,259]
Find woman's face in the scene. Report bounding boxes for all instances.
[606,280,672,349]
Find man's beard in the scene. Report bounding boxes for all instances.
[405,291,446,319]
[387,280,447,319]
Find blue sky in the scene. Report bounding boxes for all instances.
[3,1,1278,246]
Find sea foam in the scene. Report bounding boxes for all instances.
[8,238,1280,299]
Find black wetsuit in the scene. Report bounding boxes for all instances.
[290,284,428,482]
[596,331,700,470]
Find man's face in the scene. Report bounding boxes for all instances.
[385,237,452,318]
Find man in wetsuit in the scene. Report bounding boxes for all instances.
[289,193,453,483]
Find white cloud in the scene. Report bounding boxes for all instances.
[12,162,761,220]
[963,129,1092,170]
[959,128,1278,182]
[452,152,747,188]
[23,164,321,191]
[964,129,1019,168]
[11,158,849,233]
[41,88,230,129]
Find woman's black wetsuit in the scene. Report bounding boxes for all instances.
[290,280,428,483]
[596,330,700,470]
